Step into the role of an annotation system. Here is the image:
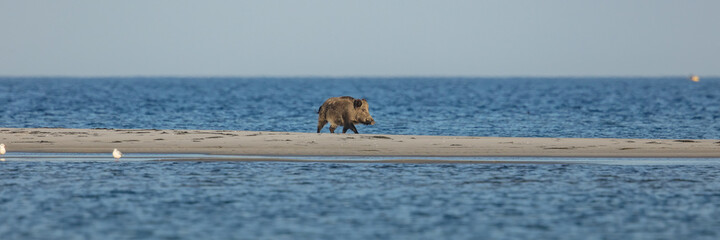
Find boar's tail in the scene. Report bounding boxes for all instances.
[317,106,323,114]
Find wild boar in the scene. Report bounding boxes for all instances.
[317,96,375,133]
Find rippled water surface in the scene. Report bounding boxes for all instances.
[2,159,720,239]
[2,77,720,239]
[1,77,719,138]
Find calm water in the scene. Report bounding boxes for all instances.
[1,158,719,239]
[2,77,720,239]
[1,77,719,138]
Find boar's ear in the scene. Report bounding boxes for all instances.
[353,99,363,108]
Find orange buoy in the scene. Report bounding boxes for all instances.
[690,75,700,82]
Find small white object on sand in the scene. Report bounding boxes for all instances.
[113,148,122,160]
[0,144,6,155]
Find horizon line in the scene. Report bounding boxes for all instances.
[0,74,716,79]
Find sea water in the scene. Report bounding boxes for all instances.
[1,77,720,239]
[1,159,719,239]
[0,77,718,138]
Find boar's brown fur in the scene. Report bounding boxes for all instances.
[317,96,375,133]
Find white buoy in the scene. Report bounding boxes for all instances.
[113,148,122,160]
[0,144,6,155]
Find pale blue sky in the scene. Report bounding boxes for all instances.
[1,0,718,77]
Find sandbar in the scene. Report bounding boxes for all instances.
[2,127,719,158]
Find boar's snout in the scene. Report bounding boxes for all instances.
[358,117,375,125]
[358,115,375,125]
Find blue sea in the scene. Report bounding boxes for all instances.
[1,77,720,239]
[1,77,719,138]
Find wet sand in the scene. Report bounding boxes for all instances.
[2,127,719,158]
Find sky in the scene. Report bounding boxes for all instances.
[1,0,718,77]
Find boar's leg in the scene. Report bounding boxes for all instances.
[317,120,328,133]
[329,124,337,133]
[341,113,359,134]
[342,123,359,134]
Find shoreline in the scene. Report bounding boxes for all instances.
[2,127,720,158]
[6,153,719,165]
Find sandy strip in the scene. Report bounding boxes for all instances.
[1,127,719,158]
